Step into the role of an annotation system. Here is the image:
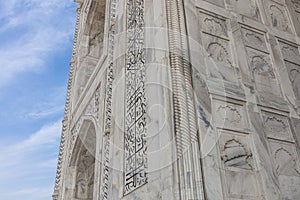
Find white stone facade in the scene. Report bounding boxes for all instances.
[53,0,300,199]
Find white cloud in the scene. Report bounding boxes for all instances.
[25,86,67,119]
[0,120,62,200]
[0,120,62,159]
[0,0,76,88]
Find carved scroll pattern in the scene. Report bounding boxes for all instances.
[100,0,117,199]
[53,7,82,197]
[124,0,147,195]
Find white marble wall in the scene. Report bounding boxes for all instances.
[53,0,300,199]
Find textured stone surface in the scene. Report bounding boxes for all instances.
[53,0,300,199]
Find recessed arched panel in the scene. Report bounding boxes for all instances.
[73,0,107,104]
[66,120,97,200]
[84,0,107,58]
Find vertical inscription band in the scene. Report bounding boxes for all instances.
[124,0,147,195]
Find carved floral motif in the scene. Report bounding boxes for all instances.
[221,138,253,170]
[207,42,234,68]
[202,15,227,37]
[217,105,242,124]
[248,51,275,79]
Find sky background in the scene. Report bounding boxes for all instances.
[0,1,77,199]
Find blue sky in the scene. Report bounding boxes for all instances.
[0,1,77,199]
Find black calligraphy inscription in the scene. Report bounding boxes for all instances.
[124,0,147,195]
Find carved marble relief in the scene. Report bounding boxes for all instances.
[199,12,239,83]
[69,121,97,200]
[269,140,300,176]
[124,0,147,195]
[70,119,84,153]
[280,41,300,100]
[218,131,259,198]
[200,12,227,37]
[74,58,98,103]
[206,39,233,69]
[289,67,300,100]
[85,0,106,58]
[241,28,268,52]
[241,28,282,96]
[262,112,294,141]
[75,149,95,199]
[246,48,275,78]
[229,0,260,20]
[99,0,117,199]
[292,0,300,12]
[203,35,238,82]
[269,3,292,32]
[268,139,300,200]
[213,100,248,130]
[279,41,300,64]
[221,138,253,170]
[85,86,101,120]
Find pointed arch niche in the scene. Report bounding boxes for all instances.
[65,120,97,200]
